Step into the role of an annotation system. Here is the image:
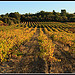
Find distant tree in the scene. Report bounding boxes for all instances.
[9,12,21,23]
[54,14,59,21]
[5,13,9,17]
[0,9,75,24]
[20,15,25,22]
[0,16,2,20]
[53,10,56,15]
[66,13,74,21]
[61,9,66,16]
[69,16,75,22]
[25,13,28,17]
[62,16,68,22]
[1,14,4,18]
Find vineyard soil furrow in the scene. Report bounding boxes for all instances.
[10,28,48,73]
[42,28,75,73]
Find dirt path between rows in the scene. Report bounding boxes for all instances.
[0,28,49,73]
[11,28,48,73]
[42,28,75,73]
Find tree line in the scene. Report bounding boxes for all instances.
[0,9,75,25]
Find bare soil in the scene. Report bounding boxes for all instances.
[42,28,75,73]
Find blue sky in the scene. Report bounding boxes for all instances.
[0,1,75,15]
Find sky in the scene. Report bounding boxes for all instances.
[0,1,75,15]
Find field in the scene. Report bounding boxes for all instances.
[0,22,75,73]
